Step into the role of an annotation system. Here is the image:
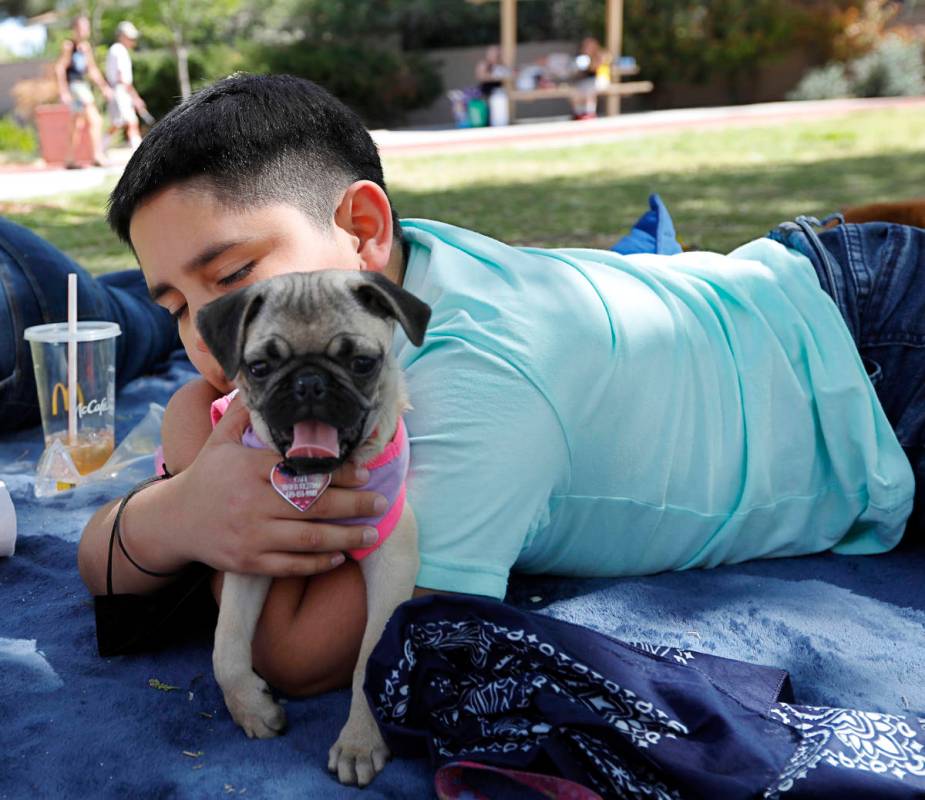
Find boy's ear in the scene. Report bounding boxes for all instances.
[334,180,393,272]
[351,271,431,346]
[196,286,265,380]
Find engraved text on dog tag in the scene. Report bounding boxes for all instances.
[270,463,332,512]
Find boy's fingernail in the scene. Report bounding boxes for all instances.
[331,553,346,567]
[355,466,370,482]
[363,527,379,546]
[373,495,388,514]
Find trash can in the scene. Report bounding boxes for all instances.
[34,104,93,165]
[467,98,489,128]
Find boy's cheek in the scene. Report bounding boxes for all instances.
[181,328,233,393]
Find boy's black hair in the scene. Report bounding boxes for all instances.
[107,73,400,247]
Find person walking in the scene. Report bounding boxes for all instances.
[54,15,111,168]
[105,21,148,152]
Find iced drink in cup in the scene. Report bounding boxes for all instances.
[24,321,121,475]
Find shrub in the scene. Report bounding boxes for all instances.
[0,115,37,158]
[132,44,250,120]
[255,41,443,128]
[851,35,925,97]
[787,63,852,100]
[788,34,925,101]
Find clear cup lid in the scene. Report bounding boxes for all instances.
[24,321,122,343]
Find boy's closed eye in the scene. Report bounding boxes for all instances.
[166,262,258,320]
[218,261,257,288]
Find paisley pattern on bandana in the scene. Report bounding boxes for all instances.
[366,596,925,800]
[765,704,925,797]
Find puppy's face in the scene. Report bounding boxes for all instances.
[197,270,430,473]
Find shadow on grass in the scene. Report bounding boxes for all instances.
[0,188,128,276]
[1,148,923,274]
[392,149,925,254]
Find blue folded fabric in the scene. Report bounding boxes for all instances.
[611,193,684,255]
[367,595,925,798]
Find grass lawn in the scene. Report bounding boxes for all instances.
[2,107,923,275]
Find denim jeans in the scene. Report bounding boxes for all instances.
[769,216,925,538]
[0,217,181,433]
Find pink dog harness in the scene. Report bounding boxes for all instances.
[155,392,409,560]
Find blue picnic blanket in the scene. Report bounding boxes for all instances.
[2,200,924,798]
[3,352,924,799]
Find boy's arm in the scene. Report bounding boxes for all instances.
[78,378,225,594]
[403,338,568,600]
[78,378,387,596]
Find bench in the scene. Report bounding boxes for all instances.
[508,63,653,121]
[510,81,653,111]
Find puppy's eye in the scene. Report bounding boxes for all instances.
[248,361,270,379]
[350,356,377,375]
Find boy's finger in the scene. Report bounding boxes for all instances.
[257,552,348,578]
[265,486,387,521]
[265,521,378,555]
[330,461,371,487]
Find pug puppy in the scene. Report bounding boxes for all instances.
[196,269,430,787]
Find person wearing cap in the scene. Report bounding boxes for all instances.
[105,21,149,152]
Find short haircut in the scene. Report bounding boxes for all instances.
[107,73,400,247]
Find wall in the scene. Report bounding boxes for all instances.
[0,59,52,117]
[404,39,577,127]
[402,41,817,127]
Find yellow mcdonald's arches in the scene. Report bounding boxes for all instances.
[50,382,86,416]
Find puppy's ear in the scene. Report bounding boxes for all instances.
[351,272,431,346]
[196,287,266,380]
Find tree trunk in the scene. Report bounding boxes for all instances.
[174,29,191,101]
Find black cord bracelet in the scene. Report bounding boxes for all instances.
[106,474,182,595]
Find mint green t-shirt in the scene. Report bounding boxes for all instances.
[393,220,914,599]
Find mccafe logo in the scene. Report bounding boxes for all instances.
[51,383,112,418]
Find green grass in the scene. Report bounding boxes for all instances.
[2,107,923,274]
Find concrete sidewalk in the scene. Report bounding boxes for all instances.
[1,96,923,200]
[0,146,132,201]
[374,96,925,155]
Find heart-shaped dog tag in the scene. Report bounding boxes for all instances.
[270,463,332,512]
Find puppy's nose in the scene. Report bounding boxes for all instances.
[293,369,328,401]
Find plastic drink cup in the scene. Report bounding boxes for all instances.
[24,321,121,475]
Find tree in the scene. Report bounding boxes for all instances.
[0,0,48,17]
[134,0,244,100]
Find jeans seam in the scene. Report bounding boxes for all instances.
[1,237,52,323]
[861,334,925,347]
[0,261,26,394]
[842,223,870,323]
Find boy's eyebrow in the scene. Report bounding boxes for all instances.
[147,237,251,302]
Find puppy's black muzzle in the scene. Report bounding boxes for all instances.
[259,361,372,474]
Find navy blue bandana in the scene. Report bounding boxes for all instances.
[365,596,925,799]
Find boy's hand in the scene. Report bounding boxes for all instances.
[172,395,385,577]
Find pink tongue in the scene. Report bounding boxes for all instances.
[286,421,339,460]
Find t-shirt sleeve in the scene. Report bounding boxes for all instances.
[402,336,569,599]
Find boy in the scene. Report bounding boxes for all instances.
[77,74,920,698]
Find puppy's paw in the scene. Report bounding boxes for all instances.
[328,720,390,787]
[223,673,287,739]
